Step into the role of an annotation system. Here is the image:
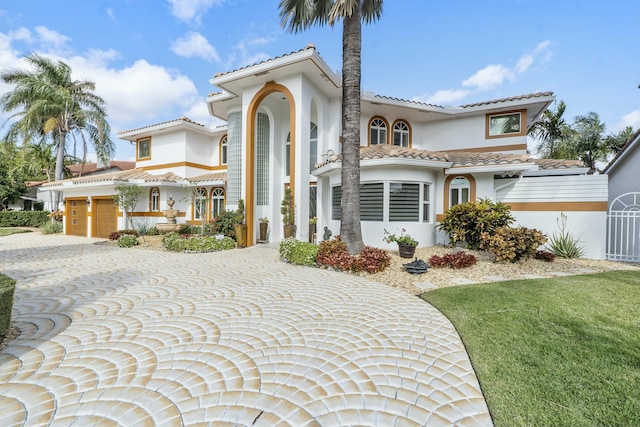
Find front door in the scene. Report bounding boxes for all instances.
[66,199,88,236]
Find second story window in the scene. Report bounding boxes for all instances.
[220,135,228,165]
[393,120,410,147]
[137,137,151,160]
[369,117,387,145]
[486,110,526,138]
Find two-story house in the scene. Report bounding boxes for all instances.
[41,45,608,258]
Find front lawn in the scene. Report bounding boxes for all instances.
[0,227,32,237]
[421,271,640,427]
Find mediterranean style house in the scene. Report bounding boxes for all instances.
[40,44,609,259]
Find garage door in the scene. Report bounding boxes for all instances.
[66,199,88,236]
[94,199,118,238]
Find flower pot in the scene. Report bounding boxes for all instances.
[398,243,416,258]
[283,224,296,239]
[259,222,268,241]
[309,224,316,243]
[234,223,247,248]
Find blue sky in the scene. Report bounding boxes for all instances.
[1,0,638,161]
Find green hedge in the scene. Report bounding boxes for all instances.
[0,273,16,337]
[0,211,50,227]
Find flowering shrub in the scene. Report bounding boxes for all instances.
[117,234,139,248]
[383,228,418,246]
[279,238,318,266]
[480,226,547,263]
[162,232,235,252]
[47,211,64,221]
[109,229,140,241]
[353,246,391,273]
[429,251,477,269]
[316,237,390,273]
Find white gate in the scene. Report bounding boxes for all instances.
[607,192,640,262]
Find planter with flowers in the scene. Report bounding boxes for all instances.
[384,228,418,258]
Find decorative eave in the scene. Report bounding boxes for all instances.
[445,163,539,175]
[118,116,215,141]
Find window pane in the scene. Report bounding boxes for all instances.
[423,184,430,222]
[370,128,378,145]
[489,113,521,136]
[462,188,469,203]
[360,183,383,221]
[389,183,419,222]
[451,188,459,206]
[332,186,342,220]
[309,186,317,219]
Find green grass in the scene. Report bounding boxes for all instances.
[421,271,640,427]
[0,227,32,237]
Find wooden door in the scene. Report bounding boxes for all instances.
[94,199,118,238]
[66,199,88,236]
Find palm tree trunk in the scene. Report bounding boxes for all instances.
[53,131,66,211]
[339,10,365,255]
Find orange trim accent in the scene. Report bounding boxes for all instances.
[129,211,186,217]
[485,109,527,139]
[136,137,152,161]
[140,162,227,172]
[247,82,296,247]
[506,201,608,211]
[442,174,477,213]
[444,143,528,153]
[367,115,389,146]
[391,119,412,148]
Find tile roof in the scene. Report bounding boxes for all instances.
[188,172,227,183]
[314,144,584,172]
[67,161,136,176]
[371,94,445,109]
[213,44,317,79]
[41,169,184,188]
[117,116,205,136]
[459,91,554,108]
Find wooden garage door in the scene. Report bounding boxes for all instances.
[66,199,88,236]
[94,199,118,238]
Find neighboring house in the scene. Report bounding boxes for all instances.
[603,129,640,262]
[41,45,608,258]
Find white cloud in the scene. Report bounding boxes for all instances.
[171,31,220,62]
[516,40,552,73]
[106,8,115,21]
[462,64,515,91]
[615,109,640,131]
[34,26,70,50]
[412,89,470,105]
[167,0,224,25]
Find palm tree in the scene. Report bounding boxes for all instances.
[0,53,113,210]
[570,112,608,174]
[528,100,573,158]
[279,0,383,254]
[604,126,634,155]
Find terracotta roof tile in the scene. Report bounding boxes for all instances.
[188,172,227,183]
[372,94,445,109]
[459,91,554,108]
[41,169,184,188]
[213,44,316,79]
[117,116,205,136]
[67,161,136,176]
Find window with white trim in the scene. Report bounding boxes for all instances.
[194,187,207,221]
[393,121,410,147]
[369,118,387,145]
[389,183,419,221]
[423,184,430,222]
[309,122,318,172]
[150,187,160,212]
[285,132,291,177]
[450,177,470,207]
[137,137,151,160]
[220,135,228,165]
[332,186,342,220]
[210,187,225,219]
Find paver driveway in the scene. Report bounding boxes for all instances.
[0,233,491,426]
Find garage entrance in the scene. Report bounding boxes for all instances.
[93,198,118,238]
[66,199,88,236]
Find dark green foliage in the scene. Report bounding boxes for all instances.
[279,237,318,266]
[429,251,477,269]
[438,198,514,249]
[535,250,556,262]
[162,232,235,252]
[0,273,16,337]
[0,210,49,227]
[480,226,547,263]
[316,236,390,273]
[108,229,139,241]
[117,234,139,248]
[211,210,243,238]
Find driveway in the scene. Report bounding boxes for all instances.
[0,233,491,426]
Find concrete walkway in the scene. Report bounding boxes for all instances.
[0,233,491,426]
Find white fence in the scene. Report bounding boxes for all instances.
[607,193,640,263]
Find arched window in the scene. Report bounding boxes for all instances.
[309,122,318,172]
[193,187,208,221]
[393,120,410,147]
[285,132,291,177]
[220,135,228,165]
[369,117,388,145]
[210,187,225,219]
[150,187,160,212]
[450,176,470,207]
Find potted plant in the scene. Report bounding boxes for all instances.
[259,217,269,242]
[281,188,296,238]
[233,199,247,248]
[384,228,418,258]
[309,217,317,243]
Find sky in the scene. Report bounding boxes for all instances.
[0,0,638,161]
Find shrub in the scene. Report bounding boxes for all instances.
[118,234,139,248]
[146,227,161,236]
[316,237,390,273]
[546,213,585,258]
[438,198,514,249]
[480,226,547,263]
[109,229,139,240]
[429,251,477,269]
[0,273,16,338]
[0,211,49,227]
[162,232,236,252]
[40,220,63,234]
[279,237,318,266]
[536,250,556,262]
[211,209,243,238]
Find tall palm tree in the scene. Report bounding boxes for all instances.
[570,112,608,174]
[1,53,113,210]
[279,0,383,254]
[528,100,573,158]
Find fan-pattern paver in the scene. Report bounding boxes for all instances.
[0,233,491,426]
